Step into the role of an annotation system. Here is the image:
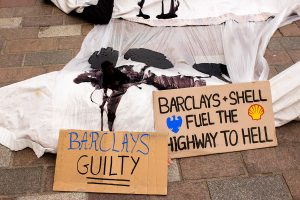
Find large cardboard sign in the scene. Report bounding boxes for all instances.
[53,130,168,195]
[153,81,277,158]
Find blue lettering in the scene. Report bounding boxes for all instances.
[137,133,150,155]
[130,133,140,153]
[121,134,129,153]
[99,132,111,152]
[112,132,119,152]
[89,132,99,151]
[68,132,81,150]
[80,131,88,150]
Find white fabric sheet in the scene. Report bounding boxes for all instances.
[51,0,98,13]
[271,62,300,127]
[0,4,300,157]
[51,0,298,25]
[114,0,298,26]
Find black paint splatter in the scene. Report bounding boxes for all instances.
[136,0,180,20]
[124,48,174,69]
[74,49,206,131]
[136,0,150,19]
[156,0,180,19]
[193,63,231,83]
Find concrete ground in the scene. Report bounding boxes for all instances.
[0,0,299,199]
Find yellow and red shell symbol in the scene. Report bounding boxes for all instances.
[248,104,264,120]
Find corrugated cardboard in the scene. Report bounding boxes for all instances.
[53,130,168,195]
[153,81,277,158]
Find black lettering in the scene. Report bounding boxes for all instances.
[264,126,273,142]
[245,90,253,103]
[103,156,107,175]
[185,96,193,111]
[259,90,268,102]
[229,91,238,105]
[242,128,251,144]
[158,97,169,114]
[251,127,258,143]
[118,155,129,175]
[221,130,230,146]
[90,156,101,175]
[186,115,194,129]
[178,136,187,150]
[229,130,238,146]
[77,155,89,175]
[170,98,177,112]
[212,93,221,107]
[186,135,195,150]
[131,157,140,175]
[176,96,185,112]
[109,156,117,176]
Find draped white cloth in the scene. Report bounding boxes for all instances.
[51,0,298,25]
[0,3,300,157]
[113,0,299,26]
[51,0,98,13]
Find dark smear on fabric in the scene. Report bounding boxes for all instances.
[156,0,180,19]
[136,0,150,19]
[71,0,114,24]
[74,50,206,131]
[89,47,119,70]
[124,48,174,69]
[193,63,231,83]
[136,0,180,20]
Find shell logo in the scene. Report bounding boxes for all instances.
[248,104,264,120]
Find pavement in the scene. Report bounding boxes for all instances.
[0,0,299,199]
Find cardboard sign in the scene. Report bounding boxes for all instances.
[153,81,277,158]
[53,130,168,195]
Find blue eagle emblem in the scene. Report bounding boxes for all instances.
[166,115,182,134]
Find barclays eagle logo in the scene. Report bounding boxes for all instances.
[166,115,182,134]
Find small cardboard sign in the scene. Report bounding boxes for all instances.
[153,81,277,158]
[53,130,168,195]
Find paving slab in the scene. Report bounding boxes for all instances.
[268,65,279,79]
[88,193,149,200]
[0,8,14,18]
[0,0,36,8]
[42,166,55,192]
[150,180,211,200]
[264,50,293,66]
[57,36,84,50]
[0,27,39,40]
[22,15,63,27]
[38,25,81,38]
[168,159,181,182]
[0,167,43,195]
[276,121,300,144]
[280,37,300,50]
[13,6,53,17]
[208,175,292,200]
[12,148,56,167]
[17,193,88,200]
[82,24,94,35]
[0,54,24,68]
[287,50,300,63]
[283,170,300,200]
[0,145,11,167]
[242,144,300,174]
[279,23,300,37]
[0,18,22,28]
[63,15,86,25]
[5,38,58,53]
[24,50,73,66]
[180,152,245,180]
[267,38,285,51]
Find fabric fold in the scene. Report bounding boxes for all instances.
[0,2,299,157]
